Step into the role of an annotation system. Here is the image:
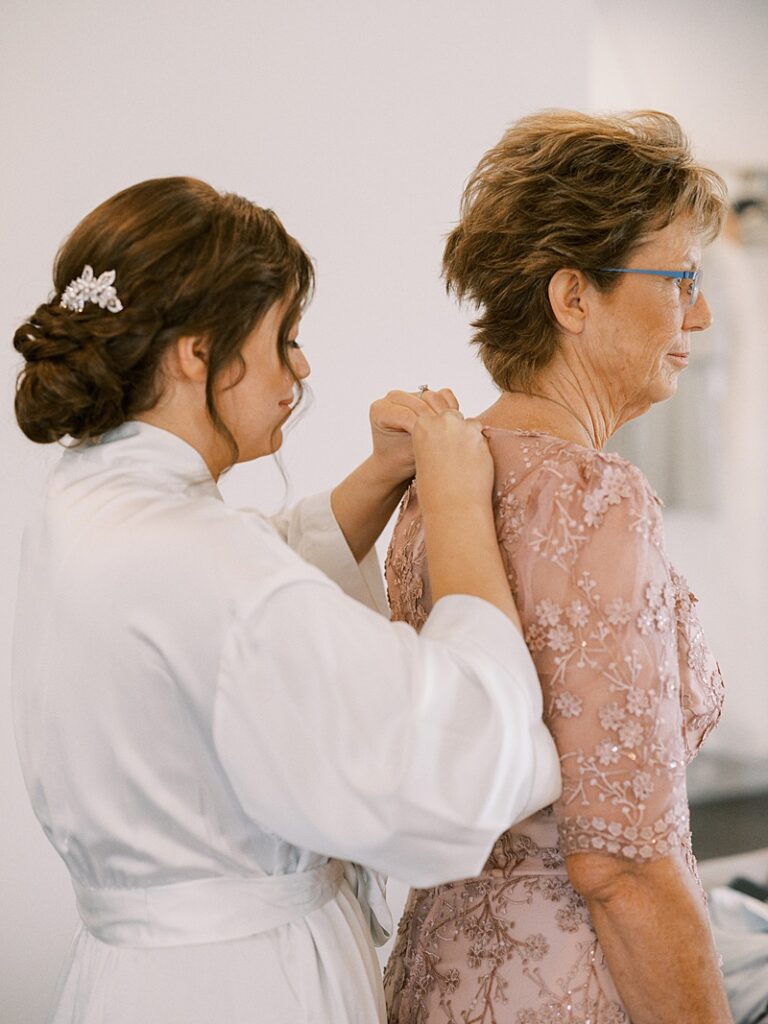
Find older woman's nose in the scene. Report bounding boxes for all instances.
[685,290,713,332]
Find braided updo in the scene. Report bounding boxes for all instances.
[14,177,314,453]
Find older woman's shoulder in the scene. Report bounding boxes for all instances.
[553,443,660,508]
[553,446,664,545]
[488,429,664,550]
[488,427,657,496]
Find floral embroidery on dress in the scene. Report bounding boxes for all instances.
[384,823,625,1023]
[384,431,723,1024]
[581,464,633,528]
[387,484,429,632]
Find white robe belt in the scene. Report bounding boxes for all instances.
[72,860,344,948]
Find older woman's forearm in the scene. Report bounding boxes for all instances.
[567,853,732,1024]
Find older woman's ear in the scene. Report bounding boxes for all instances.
[547,269,590,336]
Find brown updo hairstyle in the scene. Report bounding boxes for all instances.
[14,176,314,459]
[443,110,728,391]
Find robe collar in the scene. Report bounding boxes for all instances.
[65,421,224,501]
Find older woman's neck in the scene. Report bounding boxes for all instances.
[483,356,641,451]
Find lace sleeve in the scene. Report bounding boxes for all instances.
[510,457,689,863]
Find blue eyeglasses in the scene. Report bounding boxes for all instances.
[597,267,703,307]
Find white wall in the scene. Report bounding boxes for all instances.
[0,2,591,1020]
[591,0,768,169]
[591,0,768,759]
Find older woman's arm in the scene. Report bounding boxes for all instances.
[511,457,730,1021]
[567,852,732,1023]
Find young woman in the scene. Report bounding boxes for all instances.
[11,176,560,1024]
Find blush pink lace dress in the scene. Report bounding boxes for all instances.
[384,428,724,1024]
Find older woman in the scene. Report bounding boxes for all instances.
[384,112,732,1024]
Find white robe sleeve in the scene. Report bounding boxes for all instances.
[268,491,387,614]
[213,578,561,889]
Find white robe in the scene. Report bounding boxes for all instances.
[12,421,561,1024]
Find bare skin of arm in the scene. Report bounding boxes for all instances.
[330,456,412,564]
[566,852,733,1024]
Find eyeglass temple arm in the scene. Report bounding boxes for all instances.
[598,268,697,279]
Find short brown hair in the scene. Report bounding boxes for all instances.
[443,110,727,391]
[14,177,314,458]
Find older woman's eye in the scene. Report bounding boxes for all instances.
[671,278,691,297]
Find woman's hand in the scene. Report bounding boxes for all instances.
[411,406,495,517]
[330,388,461,563]
[368,387,460,488]
[410,402,523,628]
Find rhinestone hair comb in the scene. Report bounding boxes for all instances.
[60,265,124,313]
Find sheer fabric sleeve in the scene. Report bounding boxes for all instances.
[212,579,560,888]
[512,458,688,863]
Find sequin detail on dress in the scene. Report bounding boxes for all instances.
[384,430,723,1024]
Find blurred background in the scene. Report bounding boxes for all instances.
[2,0,767,1018]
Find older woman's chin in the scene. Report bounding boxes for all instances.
[646,375,682,406]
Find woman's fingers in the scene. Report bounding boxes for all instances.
[368,390,475,492]
[412,409,495,515]
[382,390,432,415]
[369,399,418,436]
[377,388,461,414]
[369,387,462,436]
[417,387,460,413]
